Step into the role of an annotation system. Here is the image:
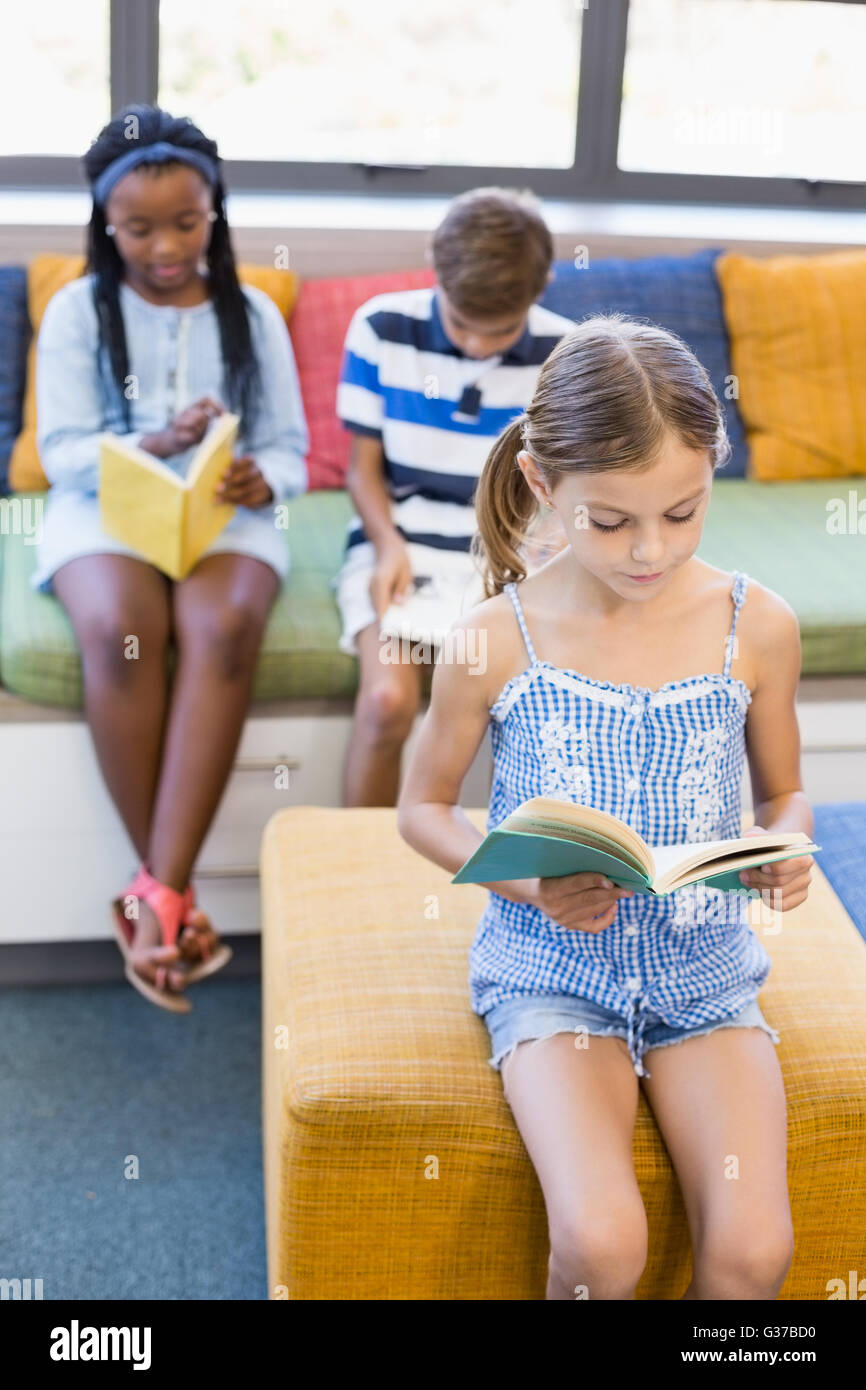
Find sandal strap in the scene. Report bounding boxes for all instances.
[131,865,208,959]
[136,862,197,921]
[127,866,186,950]
[126,865,153,901]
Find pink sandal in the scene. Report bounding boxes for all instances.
[111,866,192,1014]
[178,881,233,985]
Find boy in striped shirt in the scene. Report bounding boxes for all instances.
[333,186,574,805]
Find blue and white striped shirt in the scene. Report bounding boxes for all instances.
[336,286,574,553]
[469,570,773,1078]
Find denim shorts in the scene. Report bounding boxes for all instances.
[484,991,781,1079]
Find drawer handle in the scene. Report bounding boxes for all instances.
[234,756,301,772]
[192,865,259,879]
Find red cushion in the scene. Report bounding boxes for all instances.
[289,268,436,490]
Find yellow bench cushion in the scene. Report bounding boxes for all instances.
[716,248,866,481]
[9,253,300,492]
[261,806,866,1300]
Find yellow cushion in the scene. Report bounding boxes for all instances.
[262,805,866,1300]
[236,263,299,321]
[8,254,300,492]
[716,248,866,481]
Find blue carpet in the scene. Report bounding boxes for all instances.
[0,978,265,1301]
[812,801,866,944]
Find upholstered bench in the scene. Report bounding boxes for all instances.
[261,805,866,1300]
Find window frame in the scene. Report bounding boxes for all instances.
[0,0,862,209]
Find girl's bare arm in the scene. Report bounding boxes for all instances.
[397,609,632,928]
[739,585,814,906]
[396,613,538,903]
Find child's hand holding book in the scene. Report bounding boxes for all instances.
[370,536,414,620]
[738,824,814,911]
[140,395,225,459]
[100,410,241,580]
[137,396,273,508]
[528,871,635,934]
[214,454,273,507]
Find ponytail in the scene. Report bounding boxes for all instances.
[471,415,539,599]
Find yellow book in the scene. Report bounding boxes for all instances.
[99,413,239,580]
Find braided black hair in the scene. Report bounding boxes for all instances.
[82,104,262,437]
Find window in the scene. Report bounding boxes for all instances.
[0,1,110,157]
[158,0,582,168]
[0,0,862,208]
[619,0,866,183]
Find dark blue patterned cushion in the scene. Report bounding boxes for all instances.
[813,802,866,946]
[0,267,29,494]
[539,248,748,479]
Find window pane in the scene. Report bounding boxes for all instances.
[619,0,866,182]
[158,0,581,168]
[0,2,109,156]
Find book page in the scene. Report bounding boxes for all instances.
[100,436,186,577]
[502,816,647,877]
[180,414,239,578]
[99,433,183,486]
[378,573,481,647]
[652,831,816,894]
[505,797,653,876]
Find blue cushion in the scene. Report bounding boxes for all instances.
[812,802,866,946]
[539,249,748,479]
[0,266,29,495]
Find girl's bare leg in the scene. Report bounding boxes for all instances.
[501,1032,647,1300]
[52,555,172,859]
[640,1027,793,1300]
[52,555,186,989]
[147,553,280,893]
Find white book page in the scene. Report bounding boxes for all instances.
[379,577,467,646]
[650,832,808,885]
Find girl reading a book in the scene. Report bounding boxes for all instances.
[30,105,308,1011]
[398,315,815,1299]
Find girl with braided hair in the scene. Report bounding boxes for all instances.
[31,105,308,1010]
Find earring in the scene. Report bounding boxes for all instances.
[207,210,217,223]
[104,224,116,236]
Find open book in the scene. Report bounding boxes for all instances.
[99,413,239,581]
[452,796,820,896]
[379,572,484,646]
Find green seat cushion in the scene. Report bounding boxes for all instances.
[696,479,866,675]
[1,480,864,709]
[0,489,361,708]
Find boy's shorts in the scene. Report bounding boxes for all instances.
[484,991,781,1080]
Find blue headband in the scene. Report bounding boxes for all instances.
[92,141,219,208]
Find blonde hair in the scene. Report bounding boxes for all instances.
[471,313,731,598]
[431,186,553,317]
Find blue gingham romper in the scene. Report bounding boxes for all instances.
[469,569,779,1079]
